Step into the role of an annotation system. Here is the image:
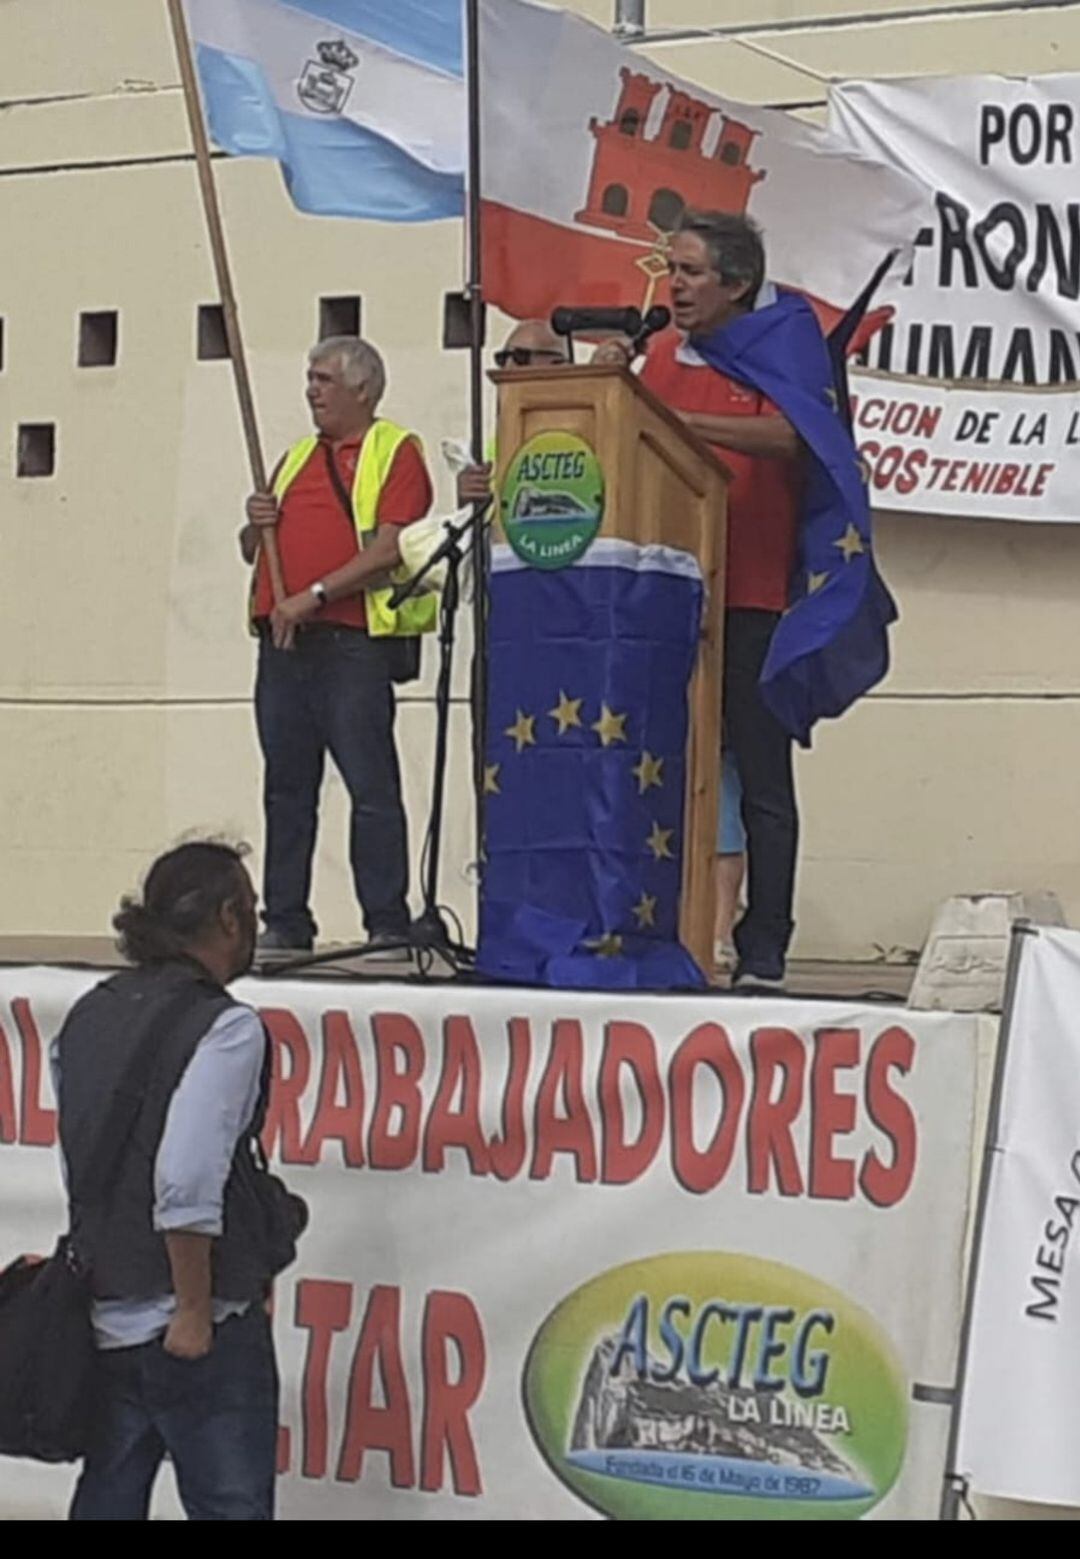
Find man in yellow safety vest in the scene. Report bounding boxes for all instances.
[239,336,434,958]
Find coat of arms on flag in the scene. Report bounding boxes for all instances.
[297,38,360,117]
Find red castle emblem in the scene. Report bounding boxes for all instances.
[482,65,887,350]
[575,69,765,242]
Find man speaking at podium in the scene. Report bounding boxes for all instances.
[601,211,804,993]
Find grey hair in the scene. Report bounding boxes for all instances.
[309,336,387,407]
[677,209,765,306]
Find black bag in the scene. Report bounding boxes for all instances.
[249,1137,309,1278]
[0,979,217,1463]
[0,1240,96,1462]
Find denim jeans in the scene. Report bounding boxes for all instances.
[70,1308,279,1522]
[724,609,799,977]
[255,626,411,943]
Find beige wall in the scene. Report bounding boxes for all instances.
[2,0,1080,967]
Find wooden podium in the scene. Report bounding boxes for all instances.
[492,363,731,973]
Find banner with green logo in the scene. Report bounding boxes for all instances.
[0,970,980,1520]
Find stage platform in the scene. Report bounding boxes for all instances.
[0,935,916,1003]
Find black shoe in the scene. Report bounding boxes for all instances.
[257,928,314,958]
[364,929,412,966]
[731,964,787,995]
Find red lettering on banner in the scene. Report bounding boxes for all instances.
[1032,462,1054,497]
[337,1285,415,1487]
[419,1292,486,1496]
[369,1014,424,1171]
[746,1027,806,1197]
[302,1011,365,1168]
[0,1024,15,1143]
[423,1017,490,1176]
[995,462,1021,494]
[669,1023,745,1195]
[13,998,56,1147]
[296,1279,353,1480]
[209,1000,922,1208]
[487,1018,531,1181]
[599,1021,664,1185]
[261,1008,314,1165]
[860,1026,918,1208]
[809,1029,859,1200]
[530,1019,598,1182]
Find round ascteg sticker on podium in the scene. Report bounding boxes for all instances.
[500,431,605,570]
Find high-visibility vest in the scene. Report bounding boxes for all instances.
[271,420,437,639]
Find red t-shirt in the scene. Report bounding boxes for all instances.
[252,431,433,629]
[640,334,801,611]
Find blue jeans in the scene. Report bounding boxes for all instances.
[70,1308,279,1522]
[255,625,411,943]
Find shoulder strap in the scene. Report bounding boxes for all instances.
[78,978,223,1204]
[322,442,357,528]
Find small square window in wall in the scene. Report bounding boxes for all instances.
[197,304,231,361]
[319,296,362,339]
[78,310,119,368]
[17,424,56,478]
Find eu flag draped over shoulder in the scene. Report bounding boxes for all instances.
[478,543,707,992]
[183,0,465,221]
[694,287,898,748]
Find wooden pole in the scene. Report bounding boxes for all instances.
[166,0,286,606]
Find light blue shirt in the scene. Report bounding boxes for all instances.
[52,1001,267,1350]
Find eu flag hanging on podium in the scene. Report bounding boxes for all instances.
[478,542,707,992]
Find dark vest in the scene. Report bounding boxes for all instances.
[56,960,273,1303]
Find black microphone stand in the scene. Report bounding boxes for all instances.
[260,501,491,982]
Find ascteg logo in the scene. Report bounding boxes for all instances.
[523,1251,908,1521]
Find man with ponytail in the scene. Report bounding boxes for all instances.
[50,840,304,1521]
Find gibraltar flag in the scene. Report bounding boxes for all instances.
[480,0,930,337]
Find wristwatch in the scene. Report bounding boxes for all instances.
[310,581,328,610]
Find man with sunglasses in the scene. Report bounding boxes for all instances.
[457,319,569,505]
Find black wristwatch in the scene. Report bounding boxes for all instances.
[310,581,328,610]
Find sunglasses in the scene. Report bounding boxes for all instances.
[493,347,565,368]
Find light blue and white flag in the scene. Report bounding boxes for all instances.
[184,0,465,220]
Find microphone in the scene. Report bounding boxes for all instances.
[550,306,643,338]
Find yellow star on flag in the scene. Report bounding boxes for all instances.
[591,933,624,959]
[592,704,628,748]
[633,893,658,930]
[548,690,584,735]
[807,570,830,595]
[631,751,664,794]
[504,710,536,754]
[483,764,501,796]
[646,821,675,862]
[834,523,866,564]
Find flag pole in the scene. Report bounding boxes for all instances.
[165,0,286,606]
[465,0,488,890]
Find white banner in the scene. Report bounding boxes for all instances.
[0,968,979,1520]
[831,76,1080,523]
[851,372,1080,520]
[956,926,1080,1506]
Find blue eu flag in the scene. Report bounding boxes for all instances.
[477,542,707,991]
[693,288,898,748]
